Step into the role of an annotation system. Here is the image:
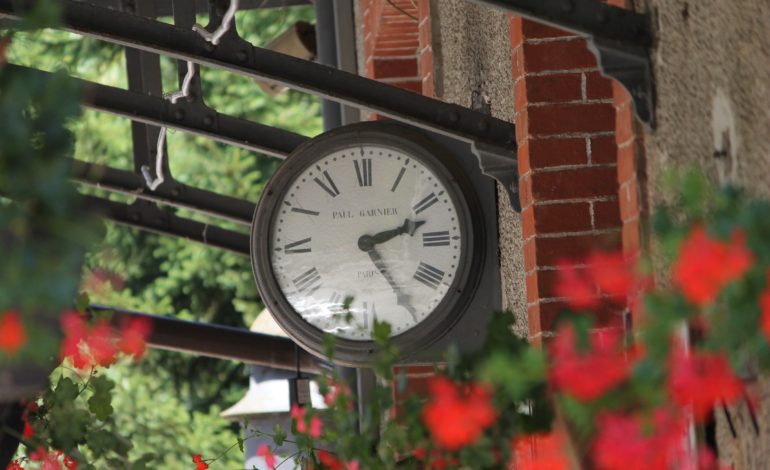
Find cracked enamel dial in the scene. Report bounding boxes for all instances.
[269,144,463,341]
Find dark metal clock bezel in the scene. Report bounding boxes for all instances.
[251,122,485,366]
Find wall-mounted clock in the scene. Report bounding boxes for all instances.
[250,122,486,365]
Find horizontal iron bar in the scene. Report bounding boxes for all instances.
[153,0,312,17]
[72,159,256,226]
[88,305,324,374]
[81,196,251,255]
[4,64,308,159]
[469,0,652,46]
[0,0,516,149]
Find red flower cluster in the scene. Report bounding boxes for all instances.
[511,433,569,470]
[291,404,322,438]
[0,309,27,355]
[192,454,209,470]
[29,448,77,470]
[323,379,352,408]
[555,251,637,310]
[668,347,743,421]
[257,444,276,469]
[549,324,631,401]
[592,409,687,470]
[6,459,24,470]
[672,227,753,306]
[60,312,152,369]
[421,377,496,450]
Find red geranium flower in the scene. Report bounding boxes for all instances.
[668,347,743,421]
[511,433,569,470]
[0,310,27,355]
[421,377,496,450]
[291,404,323,438]
[592,409,687,470]
[555,251,637,310]
[257,443,276,469]
[549,324,631,401]
[87,321,117,367]
[192,454,209,470]
[6,459,24,470]
[62,455,78,470]
[118,316,153,360]
[672,227,753,306]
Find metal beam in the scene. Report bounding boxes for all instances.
[72,159,256,225]
[88,305,325,374]
[0,0,517,149]
[5,64,309,159]
[81,196,251,255]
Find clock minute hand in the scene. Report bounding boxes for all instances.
[365,248,418,322]
[369,219,426,246]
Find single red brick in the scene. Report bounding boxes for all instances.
[524,238,537,273]
[372,57,419,79]
[617,144,636,182]
[519,173,533,209]
[510,17,525,48]
[526,73,583,103]
[522,39,598,73]
[535,268,574,300]
[535,232,622,268]
[534,202,592,234]
[512,46,525,79]
[514,78,528,111]
[518,139,531,175]
[418,0,430,20]
[612,79,631,105]
[515,109,529,145]
[623,219,641,253]
[619,180,639,222]
[419,19,431,47]
[585,71,613,99]
[531,167,618,201]
[421,75,435,97]
[527,304,542,337]
[522,205,536,239]
[529,137,588,168]
[526,271,539,304]
[614,101,635,144]
[419,49,433,78]
[593,199,622,230]
[527,103,615,135]
[521,19,577,39]
[538,300,623,332]
[590,135,617,164]
[372,47,419,57]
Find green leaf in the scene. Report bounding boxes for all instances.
[49,405,90,451]
[86,429,117,458]
[88,375,115,421]
[52,377,79,404]
[237,437,245,453]
[273,423,286,446]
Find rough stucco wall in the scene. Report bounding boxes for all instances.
[645,0,770,201]
[643,0,770,466]
[429,0,528,337]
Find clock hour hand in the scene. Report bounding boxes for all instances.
[365,248,418,322]
[358,219,426,250]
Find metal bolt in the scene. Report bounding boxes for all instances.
[449,111,460,123]
[236,50,248,62]
[173,109,185,120]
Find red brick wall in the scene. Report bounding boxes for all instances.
[512,17,623,343]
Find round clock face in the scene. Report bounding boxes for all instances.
[252,124,480,361]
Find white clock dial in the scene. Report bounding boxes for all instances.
[269,144,462,340]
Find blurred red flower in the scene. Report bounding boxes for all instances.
[668,347,743,421]
[192,454,209,470]
[0,310,27,355]
[421,376,496,450]
[118,316,153,359]
[549,324,631,401]
[511,432,569,470]
[59,311,93,369]
[6,459,24,470]
[672,227,753,306]
[555,251,637,310]
[257,443,276,469]
[592,409,687,470]
[291,404,323,438]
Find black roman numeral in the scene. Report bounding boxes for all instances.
[284,238,311,254]
[354,159,372,187]
[293,267,322,295]
[291,207,320,216]
[314,170,340,198]
[413,192,439,214]
[391,166,406,192]
[423,231,450,247]
[413,262,445,289]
